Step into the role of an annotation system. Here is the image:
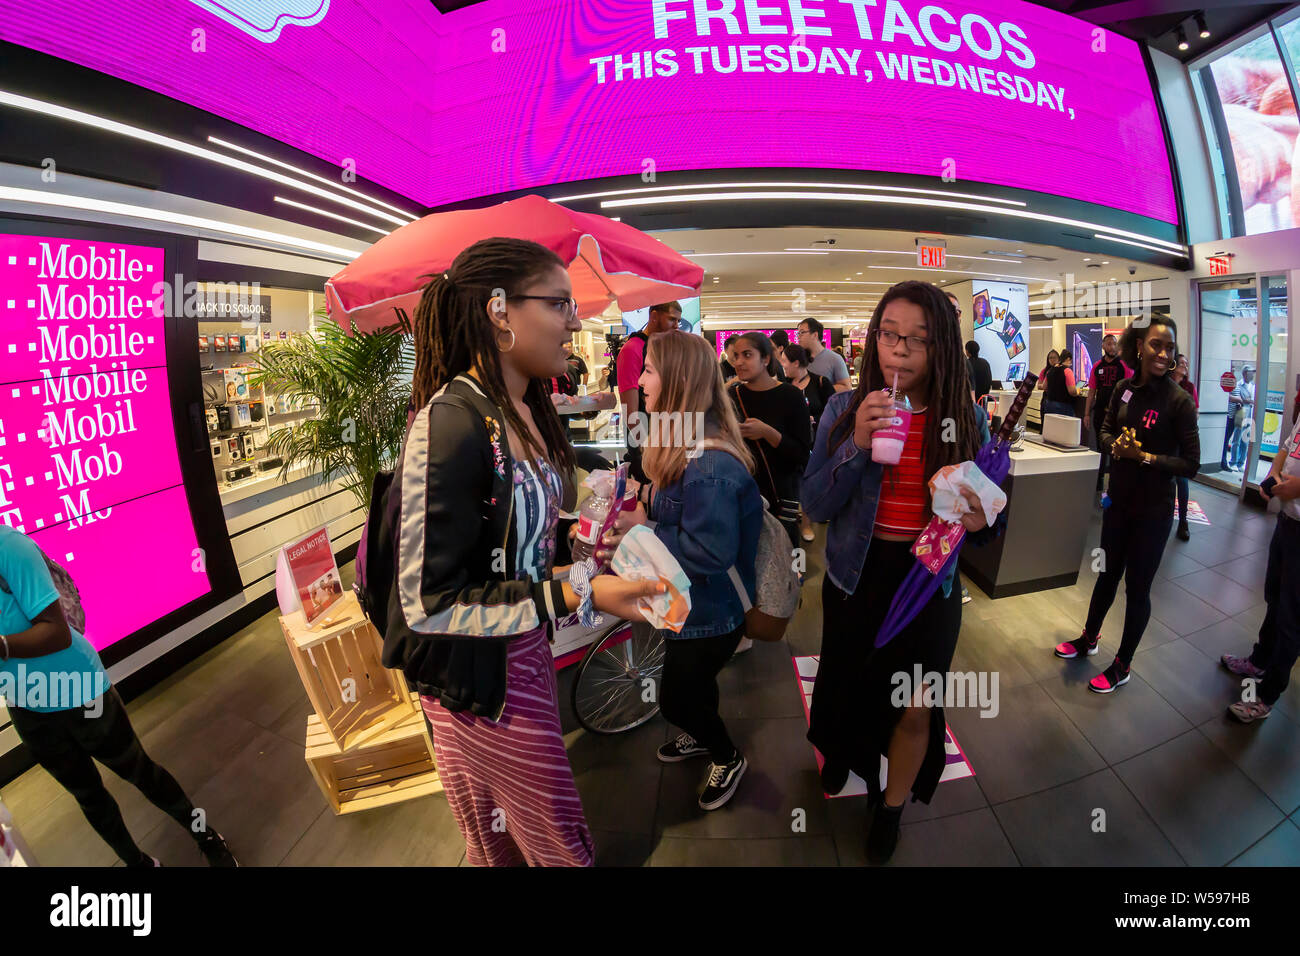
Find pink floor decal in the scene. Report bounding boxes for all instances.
[1185,501,1211,526]
[793,655,974,799]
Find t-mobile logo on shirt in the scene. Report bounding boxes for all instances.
[1095,363,1123,387]
[1142,409,1159,430]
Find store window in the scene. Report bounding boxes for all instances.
[1193,17,1300,237]
[196,284,321,499]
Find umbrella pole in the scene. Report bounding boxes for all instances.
[577,249,618,311]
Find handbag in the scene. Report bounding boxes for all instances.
[734,386,801,526]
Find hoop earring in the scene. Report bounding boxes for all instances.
[497,328,516,353]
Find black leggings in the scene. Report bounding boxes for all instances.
[1084,507,1174,665]
[10,688,198,865]
[1253,516,1300,706]
[660,625,745,762]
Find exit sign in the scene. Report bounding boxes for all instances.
[917,239,947,269]
[1208,254,1233,276]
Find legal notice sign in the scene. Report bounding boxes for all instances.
[0,234,210,652]
[0,0,1176,222]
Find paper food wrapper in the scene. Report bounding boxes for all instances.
[929,461,1007,525]
[610,525,691,632]
[911,462,1008,575]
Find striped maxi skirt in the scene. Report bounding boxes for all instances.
[420,627,594,867]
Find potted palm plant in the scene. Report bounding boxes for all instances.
[248,312,413,510]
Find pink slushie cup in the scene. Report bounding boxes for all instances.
[871,394,912,465]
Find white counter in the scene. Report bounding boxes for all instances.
[1007,439,1101,476]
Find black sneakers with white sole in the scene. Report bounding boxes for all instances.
[699,752,747,810]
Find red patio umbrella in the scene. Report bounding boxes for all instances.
[323,195,703,332]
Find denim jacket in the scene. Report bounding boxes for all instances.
[802,391,996,597]
[646,449,762,639]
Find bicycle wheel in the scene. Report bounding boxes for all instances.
[571,619,664,735]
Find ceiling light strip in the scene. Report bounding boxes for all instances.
[1090,232,1181,256]
[783,247,1020,263]
[552,180,1026,207]
[273,196,392,237]
[210,136,419,221]
[600,191,1184,256]
[0,90,409,228]
[0,185,363,260]
[866,264,1053,282]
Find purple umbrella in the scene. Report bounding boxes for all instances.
[874,374,1038,648]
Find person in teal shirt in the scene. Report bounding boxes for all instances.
[0,525,237,866]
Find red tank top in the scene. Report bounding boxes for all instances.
[874,410,929,536]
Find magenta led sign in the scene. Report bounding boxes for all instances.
[0,0,1176,222]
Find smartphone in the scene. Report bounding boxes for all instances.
[972,290,993,330]
[1261,475,1278,497]
[998,313,1023,346]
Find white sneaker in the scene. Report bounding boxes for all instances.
[733,637,753,656]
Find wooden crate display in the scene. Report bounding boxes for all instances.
[304,705,444,815]
[280,591,416,751]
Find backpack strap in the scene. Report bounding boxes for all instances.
[726,566,752,612]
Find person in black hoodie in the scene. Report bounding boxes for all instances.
[1053,315,1199,694]
[387,238,662,866]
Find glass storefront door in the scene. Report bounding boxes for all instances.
[1197,276,1259,493]
[1252,274,1290,486]
[1194,274,1289,496]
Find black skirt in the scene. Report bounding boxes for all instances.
[807,537,962,804]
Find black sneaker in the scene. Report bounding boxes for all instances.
[1176,521,1190,541]
[866,801,904,864]
[699,752,747,810]
[197,831,239,867]
[657,732,709,763]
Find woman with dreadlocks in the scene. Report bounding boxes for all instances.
[802,281,998,864]
[384,238,664,866]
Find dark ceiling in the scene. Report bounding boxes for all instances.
[431,1,1291,62]
[1026,1,1291,62]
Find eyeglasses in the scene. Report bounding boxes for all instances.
[510,295,579,319]
[873,328,930,352]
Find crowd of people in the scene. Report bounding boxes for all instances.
[2,238,1297,870]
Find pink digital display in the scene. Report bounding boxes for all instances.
[716,330,830,355]
[0,0,1177,224]
[0,234,210,651]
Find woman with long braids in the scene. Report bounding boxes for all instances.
[383,238,663,866]
[1053,316,1199,694]
[803,281,996,864]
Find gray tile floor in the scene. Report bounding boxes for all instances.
[4,483,1298,866]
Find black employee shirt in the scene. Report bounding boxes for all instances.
[1101,373,1200,518]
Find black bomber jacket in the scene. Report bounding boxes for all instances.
[380,374,574,721]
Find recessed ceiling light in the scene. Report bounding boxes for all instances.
[1102,261,1110,265]
[1083,258,1091,261]
[856,272,863,275]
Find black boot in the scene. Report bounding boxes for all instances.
[1176,520,1190,541]
[820,760,850,796]
[867,801,905,865]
